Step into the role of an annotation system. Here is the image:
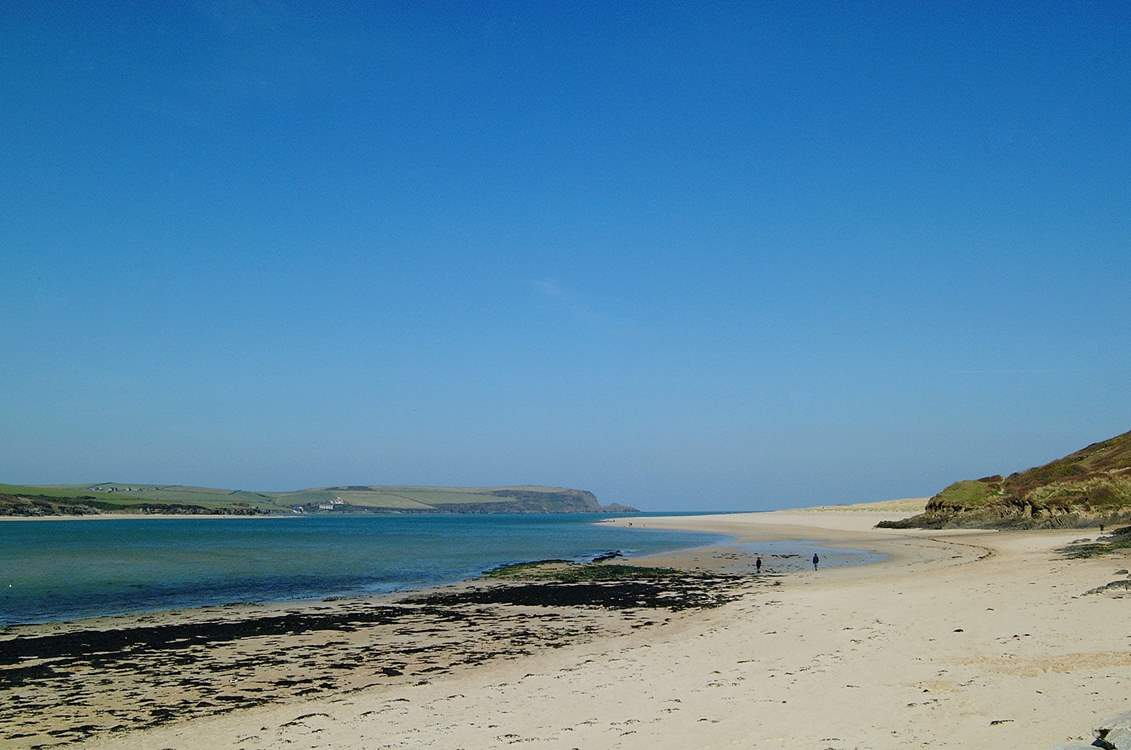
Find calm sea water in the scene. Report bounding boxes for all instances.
[0,513,730,626]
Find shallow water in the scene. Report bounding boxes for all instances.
[0,514,887,626]
[0,513,728,625]
[735,539,887,572]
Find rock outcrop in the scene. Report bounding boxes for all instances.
[1055,709,1131,749]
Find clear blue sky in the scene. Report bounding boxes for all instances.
[2,1,1129,510]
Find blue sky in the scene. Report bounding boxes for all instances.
[1,1,1129,510]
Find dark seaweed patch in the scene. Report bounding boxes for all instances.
[0,568,753,748]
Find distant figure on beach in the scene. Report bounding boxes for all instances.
[1100,524,1105,533]
[812,553,820,571]
[755,556,762,574]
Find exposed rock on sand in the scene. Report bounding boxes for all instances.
[1056,710,1131,749]
[1083,579,1131,596]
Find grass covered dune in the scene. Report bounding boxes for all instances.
[880,429,1131,529]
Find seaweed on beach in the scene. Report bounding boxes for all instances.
[0,599,560,746]
[415,562,745,610]
[484,559,574,577]
[484,560,683,582]
[405,578,739,610]
[0,605,421,671]
[1057,526,1131,559]
[1059,540,1131,559]
[0,566,753,749]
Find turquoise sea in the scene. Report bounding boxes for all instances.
[0,513,888,627]
[0,513,729,626]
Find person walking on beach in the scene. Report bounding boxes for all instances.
[755,556,762,574]
[812,553,820,571]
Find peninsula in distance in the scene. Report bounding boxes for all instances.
[0,483,638,517]
[6,429,1130,521]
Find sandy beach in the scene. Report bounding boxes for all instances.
[7,502,1131,749]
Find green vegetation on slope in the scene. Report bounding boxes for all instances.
[0,483,278,515]
[926,478,1005,511]
[879,430,1131,529]
[0,482,634,517]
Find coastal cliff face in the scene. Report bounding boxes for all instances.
[484,487,604,512]
[880,430,1131,529]
[400,487,612,513]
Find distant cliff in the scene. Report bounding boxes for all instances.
[0,483,638,517]
[879,430,1131,529]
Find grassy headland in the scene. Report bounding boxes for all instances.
[879,429,1131,529]
[0,483,636,517]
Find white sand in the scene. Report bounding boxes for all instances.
[89,505,1131,749]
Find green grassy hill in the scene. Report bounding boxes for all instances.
[0,482,633,517]
[879,429,1131,529]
